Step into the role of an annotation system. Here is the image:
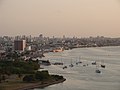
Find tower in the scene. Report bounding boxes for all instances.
[14,40,26,51]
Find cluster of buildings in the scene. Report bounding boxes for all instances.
[0,35,120,61]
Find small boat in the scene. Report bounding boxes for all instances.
[63,66,67,69]
[101,60,105,68]
[83,64,86,67]
[101,64,105,68]
[78,61,82,64]
[53,62,63,65]
[69,64,74,67]
[92,61,96,65]
[62,61,67,69]
[53,57,64,65]
[95,64,101,73]
[69,59,74,67]
[76,56,82,65]
[76,62,78,65]
[95,69,101,73]
[39,60,51,66]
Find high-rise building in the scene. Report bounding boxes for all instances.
[14,40,26,51]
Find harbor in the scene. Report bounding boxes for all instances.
[35,46,120,90]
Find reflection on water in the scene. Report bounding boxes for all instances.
[35,46,120,90]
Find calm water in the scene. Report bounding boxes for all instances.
[35,46,120,90]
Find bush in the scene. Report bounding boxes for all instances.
[51,75,63,81]
[35,70,50,81]
[1,75,6,81]
[0,75,2,83]
[23,75,35,82]
[0,61,40,74]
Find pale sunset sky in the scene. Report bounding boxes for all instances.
[0,0,120,37]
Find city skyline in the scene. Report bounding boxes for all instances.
[0,0,120,37]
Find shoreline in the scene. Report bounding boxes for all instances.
[16,78,66,90]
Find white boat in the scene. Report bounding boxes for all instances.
[76,56,82,65]
[69,64,74,67]
[69,59,74,67]
[92,61,96,65]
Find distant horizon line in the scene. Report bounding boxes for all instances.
[0,34,120,38]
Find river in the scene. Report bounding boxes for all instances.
[34,46,120,90]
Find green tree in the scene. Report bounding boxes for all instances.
[23,75,35,82]
[35,70,50,81]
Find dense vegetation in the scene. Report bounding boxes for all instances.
[0,60,39,74]
[0,60,64,83]
[23,70,64,82]
[0,60,65,90]
[0,60,40,82]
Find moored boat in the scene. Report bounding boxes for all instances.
[101,60,105,68]
[53,62,63,65]
[63,66,67,69]
[92,61,96,65]
[95,69,101,73]
[39,60,51,66]
[101,64,105,68]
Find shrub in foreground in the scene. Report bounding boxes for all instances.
[35,70,50,81]
[23,75,35,82]
[23,70,64,83]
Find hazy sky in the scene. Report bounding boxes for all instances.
[0,0,120,37]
